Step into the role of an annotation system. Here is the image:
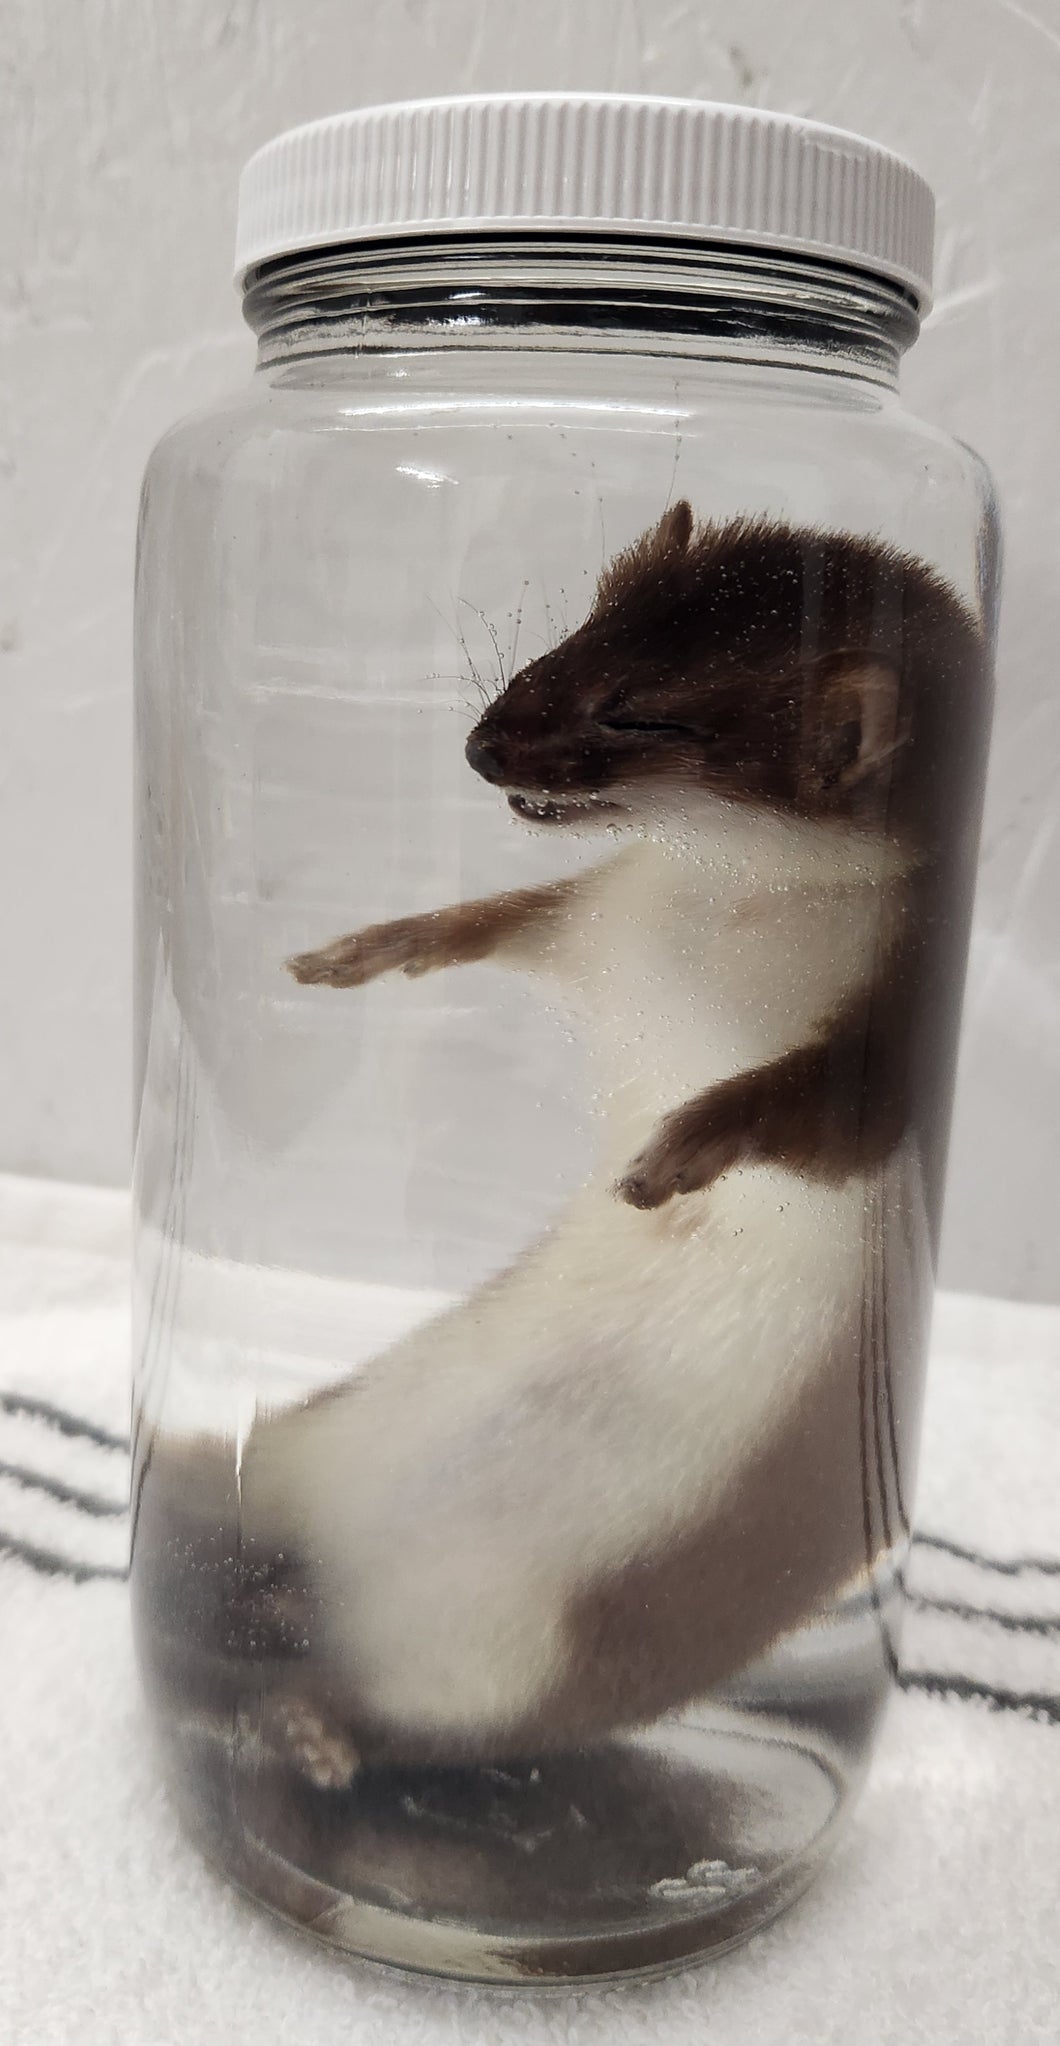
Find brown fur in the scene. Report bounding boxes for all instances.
[133,1170,923,1772]
[616,917,914,1207]
[466,502,983,837]
[288,878,578,987]
[296,504,989,1228]
[465,506,988,1233]
[542,1308,887,1745]
[134,506,990,1795]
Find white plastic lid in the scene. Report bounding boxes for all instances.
[236,94,935,310]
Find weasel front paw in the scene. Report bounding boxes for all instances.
[287,915,444,988]
[615,1091,747,1208]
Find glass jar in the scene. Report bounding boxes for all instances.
[131,97,999,1983]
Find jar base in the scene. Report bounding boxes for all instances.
[157,1710,861,1985]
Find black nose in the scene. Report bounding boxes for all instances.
[465,731,509,784]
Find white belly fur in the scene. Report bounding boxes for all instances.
[245,804,905,1740]
[247,1167,870,1737]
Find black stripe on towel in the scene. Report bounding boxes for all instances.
[0,1458,126,1519]
[914,1531,1060,1579]
[0,1531,128,1584]
[898,1668,1060,1726]
[0,1390,128,1454]
[2,1519,1060,1729]
[908,1591,1060,1639]
[4,1392,1060,1727]
[0,1398,1052,1585]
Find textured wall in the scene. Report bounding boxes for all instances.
[1,0,1057,1301]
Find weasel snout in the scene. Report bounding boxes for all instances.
[465,731,509,784]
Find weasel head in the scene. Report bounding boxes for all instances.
[464,502,953,836]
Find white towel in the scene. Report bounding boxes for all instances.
[1,1169,1058,2046]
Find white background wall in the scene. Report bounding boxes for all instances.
[1,0,1057,1302]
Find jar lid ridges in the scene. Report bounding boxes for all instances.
[235,93,934,309]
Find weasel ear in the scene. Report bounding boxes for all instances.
[655,499,694,557]
[592,498,695,615]
[801,653,907,800]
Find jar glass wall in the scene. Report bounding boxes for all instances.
[131,233,998,1982]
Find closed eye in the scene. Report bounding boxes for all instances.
[597,714,702,739]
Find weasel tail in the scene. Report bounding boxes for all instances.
[240,504,984,1776]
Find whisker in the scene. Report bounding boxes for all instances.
[426,594,485,694]
[663,413,683,515]
[459,597,506,704]
[507,580,530,683]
